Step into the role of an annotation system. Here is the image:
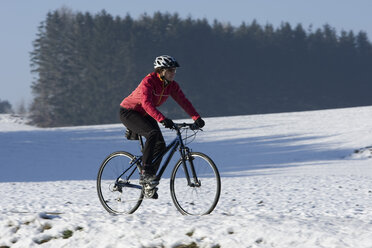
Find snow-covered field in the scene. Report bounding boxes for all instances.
[1,106,372,247]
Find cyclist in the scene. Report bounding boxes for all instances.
[119,55,205,188]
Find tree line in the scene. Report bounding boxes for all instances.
[0,99,12,113]
[30,8,372,127]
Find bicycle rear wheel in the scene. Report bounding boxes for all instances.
[170,152,221,215]
[97,151,143,214]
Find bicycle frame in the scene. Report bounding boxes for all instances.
[119,124,200,187]
[97,121,221,215]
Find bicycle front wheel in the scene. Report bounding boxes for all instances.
[170,152,221,215]
[97,151,143,214]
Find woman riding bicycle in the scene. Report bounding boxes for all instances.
[119,55,205,186]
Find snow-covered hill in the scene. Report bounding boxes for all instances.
[0,114,37,132]
[1,106,372,247]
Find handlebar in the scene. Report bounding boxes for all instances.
[172,122,201,131]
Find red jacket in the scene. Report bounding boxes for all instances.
[120,72,200,122]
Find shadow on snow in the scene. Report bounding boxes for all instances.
[0,127,353,182]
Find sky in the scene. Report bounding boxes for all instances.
[1,0,372,110]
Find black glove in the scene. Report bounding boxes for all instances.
[161,118,174,129]
[194,117,205,128]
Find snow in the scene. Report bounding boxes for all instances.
[1,106,372,247]
[0,114,38,132]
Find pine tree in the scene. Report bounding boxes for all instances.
[29,9,372,127]
[0,99,12,113]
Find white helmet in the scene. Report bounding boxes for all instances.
[154,55,180,69]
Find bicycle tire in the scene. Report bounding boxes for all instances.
[97,151,143,214]
[170,152,221,215]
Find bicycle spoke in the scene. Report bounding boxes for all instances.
[97,152,143,214]
[170,152,221,215]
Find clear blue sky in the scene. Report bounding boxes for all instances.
[1,0,372,109]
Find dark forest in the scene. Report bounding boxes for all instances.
[30,9,372,127]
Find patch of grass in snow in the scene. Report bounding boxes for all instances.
[32,226,82,244]
[173,242,199,248]
[62,229,74,239]
[62,226,84,239]
[39,222,52,232]
[23,220,33,225]
[75,226,84,231]
[185,230,194,237]
[34,235,54,245]
[173,243,220,248]
[255,238,264,244]
[183,230,221,248]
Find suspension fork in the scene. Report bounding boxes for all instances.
[180,147,200,187]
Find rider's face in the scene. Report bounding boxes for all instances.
[162,68,176,82]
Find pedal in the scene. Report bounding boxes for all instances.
[143,185,158,199]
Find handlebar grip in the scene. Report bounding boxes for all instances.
[190,123,199,130]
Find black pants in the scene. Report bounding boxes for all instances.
[119,108,165,174]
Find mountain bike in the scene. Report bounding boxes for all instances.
[96,123,221,215]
